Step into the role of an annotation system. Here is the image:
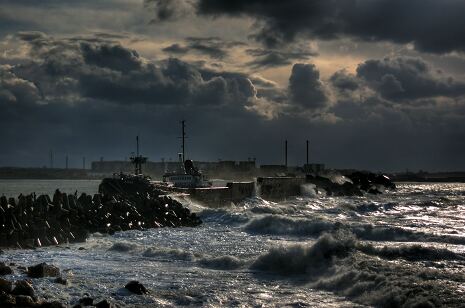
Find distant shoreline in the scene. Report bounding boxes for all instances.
[1,167,465,183]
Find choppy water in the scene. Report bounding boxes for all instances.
[1,181,465,307]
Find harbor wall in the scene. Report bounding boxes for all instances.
[256,177,306,201]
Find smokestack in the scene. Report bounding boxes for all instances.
[306,140,309,165]
[49,150,54,169]
[285,140,288,167]
[136,136,140,156]
[65,155,69,169]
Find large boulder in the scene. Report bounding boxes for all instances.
[0,263,13,275]
[27,263,60,278]
[12,280,35,297]
[0,278,12,293]
[125,281,148,295]
[15,294,36,306]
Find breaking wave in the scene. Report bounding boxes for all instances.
[244,215,465,245]
[108,242,140,252]
[142,247,197,261]
[251,232,465,307]
[357,243,465,261]
[244,215,335,237]
[197,208,249,224]
[251,232,355,276]
[142,247,246,270]
[352,224,465,245]
[197,255,246,270]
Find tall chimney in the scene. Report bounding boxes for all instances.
[306,140,309,165]
[285,140,288,167]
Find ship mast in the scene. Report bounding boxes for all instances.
[180,120,187,162]
[130,136,147,175]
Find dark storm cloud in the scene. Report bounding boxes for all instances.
[163,37,246,60]
[193,0,465,53]
[10,33,258,107]
[2,31,465,170]
[329,70,359,92]
[81,43,142,73]
[144,0,196,22]
[0,65,41,106]
[0,33,273,166]
[246,48,316,69]
[356,57,465,101]
[288,63,328,109]
[162,43,189,55]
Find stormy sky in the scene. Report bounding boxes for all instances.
[1,0,465,172]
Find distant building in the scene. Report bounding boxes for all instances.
[303,163,325,174]
[259,165,287,176]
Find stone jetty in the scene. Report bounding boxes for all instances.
[0,174,201,249]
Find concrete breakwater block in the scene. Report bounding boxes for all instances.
[0,179,201,249]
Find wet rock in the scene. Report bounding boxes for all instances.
[95,299,113,308]
[0,278,13,293]
[125,280,148,295]
[0,263,13,275]
[54,277,67,285]
[28,263,60,278]
[40,301,67,308]
[79,297,93,306]
[12,280,35,297]
[0,291,16,306]
[15,295,36,306]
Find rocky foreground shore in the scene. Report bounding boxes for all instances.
[0,261,149,307]
[0,174,201,249]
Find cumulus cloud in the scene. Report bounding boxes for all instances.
[356,57,465,101]
[1,32,465,171]
[9,32,259,109]
[329,70,359,92]
[288,63,328,110]
[0,65,41,106]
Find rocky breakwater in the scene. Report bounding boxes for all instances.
[0,174,201,249]
[306,171,396,196]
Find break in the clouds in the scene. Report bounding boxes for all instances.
[0,0,465,171]
[246,48,317,69]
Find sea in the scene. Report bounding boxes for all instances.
[0,180,464,307]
